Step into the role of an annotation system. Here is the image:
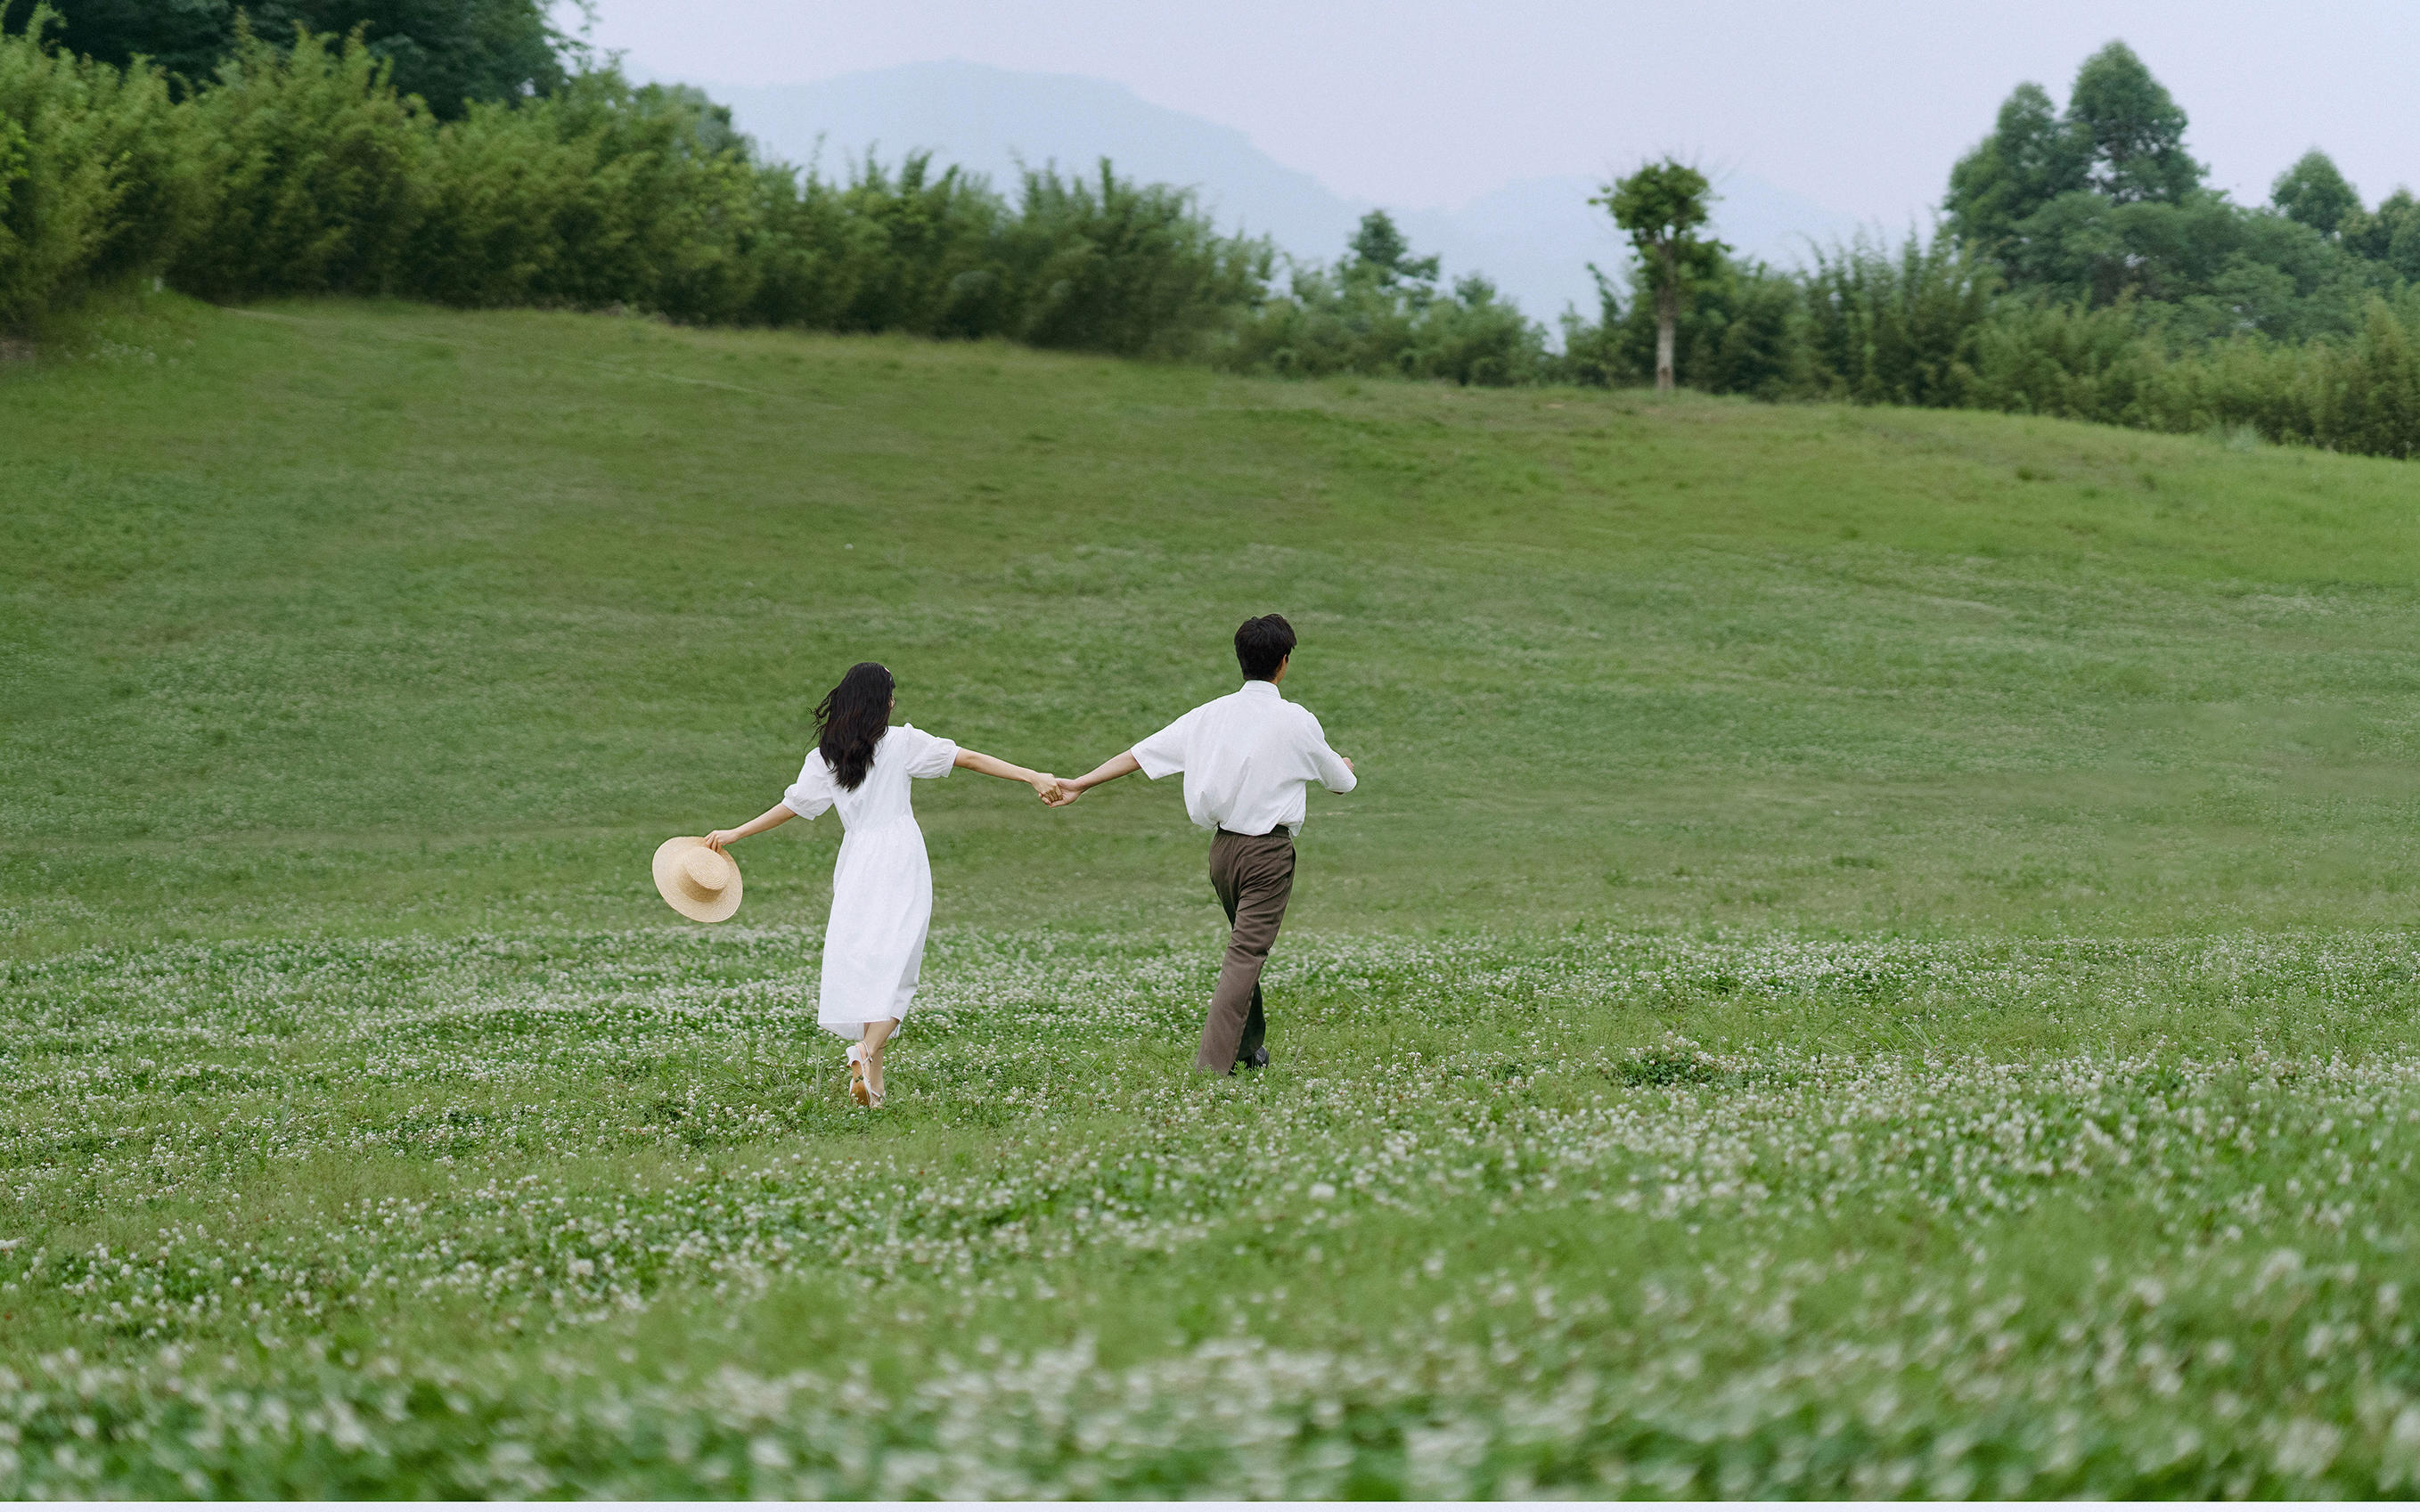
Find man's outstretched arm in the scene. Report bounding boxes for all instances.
[1049,750,1141,806]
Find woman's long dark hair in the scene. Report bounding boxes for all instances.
[816,662,895,791]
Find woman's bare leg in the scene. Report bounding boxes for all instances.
[860,1017,898,1100]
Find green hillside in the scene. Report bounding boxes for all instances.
[9,294,2420,953]
[12,298,2420,1495]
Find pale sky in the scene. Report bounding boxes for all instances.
[567,1,2420,225]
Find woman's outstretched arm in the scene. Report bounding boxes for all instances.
[704,804,794,852]
[952,748,1062,802]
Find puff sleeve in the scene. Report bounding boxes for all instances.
[782,754,837,819]
[898,724,960,780]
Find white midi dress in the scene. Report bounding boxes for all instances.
[781,724,958,1041]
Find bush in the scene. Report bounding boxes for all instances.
[1553,259,1805,397]
[1420,274,1547,386]
[0,6,192,331]
[1223,211,1545,384]
[492,77,768,324]
[168,25,427,300]
[1966,298,2169,425]
[1006,163,1271,360]
[1802,233,1994,407]
[1691,265,1808,399]
[2313,301,2420,459]
[791,152,1010,338]
[1550,268,1634,388]
[400,86,600,307]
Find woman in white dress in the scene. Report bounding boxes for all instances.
[701,662,1059,1107]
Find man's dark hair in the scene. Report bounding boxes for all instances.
[1235,614,1296,681]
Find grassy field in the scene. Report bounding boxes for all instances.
[9,293,2420,1492]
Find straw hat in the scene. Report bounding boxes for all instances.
[653,837,744,922]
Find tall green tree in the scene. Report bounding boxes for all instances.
[29,0,571,115]
[1594,158,1723,392]
[1345,208,1439,290]
[2065,40,2200,205]
[1947,41,2201,267]
[1942,81,2089,257]
[2271,150,2359,236]
[2342,188,2420,282]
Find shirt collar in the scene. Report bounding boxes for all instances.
[1239,679,1283,699]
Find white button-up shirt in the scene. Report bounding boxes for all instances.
[1131,680,1357,835]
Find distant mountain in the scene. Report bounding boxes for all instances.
[703,63,1350,259]
[699,60,1867,327]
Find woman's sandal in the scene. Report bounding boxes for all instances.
[847,1044,872,1107]
[863,1048,886,1109]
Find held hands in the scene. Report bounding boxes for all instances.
[1026,772,1074,806]
[1043,777,1083,808]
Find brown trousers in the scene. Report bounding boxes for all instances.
[1194,828,1296,1071]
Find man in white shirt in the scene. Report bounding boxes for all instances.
[1052,614,1358,1073]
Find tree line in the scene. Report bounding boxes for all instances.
[0,7,1274,360]
[0,1,1549,377]
[3,10,2417,458]
[23,0,572,114]
[1568,42,2420,458]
